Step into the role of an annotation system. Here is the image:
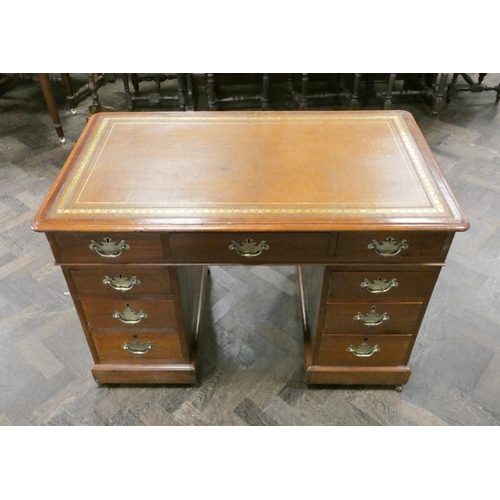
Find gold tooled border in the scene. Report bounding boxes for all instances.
[55,114,449,217]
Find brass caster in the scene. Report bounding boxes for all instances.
[395,385,403,392]
[71,108,77,115]
[59,137,66,144]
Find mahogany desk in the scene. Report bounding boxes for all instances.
[32,111,469,388]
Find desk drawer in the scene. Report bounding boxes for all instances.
[81,299,178,332]
[335,231,447,262]
[54,232,164,263]
[169,232,331,263]
[327,270,439,301]
[324,301,424,334]
[71,269,172,297]
[93,331,184,363]
[318,334,413,366]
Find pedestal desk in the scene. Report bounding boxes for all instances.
[32,111,468,388]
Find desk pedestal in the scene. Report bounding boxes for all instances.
[45,228,453,388]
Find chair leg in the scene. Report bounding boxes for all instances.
[122,74,134,110]
[131,73,140,94]
[350,73,361,109]
[365,74,375,98]
[186,73,196,111]
[61,73,77,115]
[383,73,396,110]
[447,73,459,103]
[261,74,270,109]
[87,74,114,114]
[299,74,308,110]
[286,74,294,101]
[177,73,186,110]
[432,73,448,115]
[206,74,217,110]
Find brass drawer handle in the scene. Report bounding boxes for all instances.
[360,277,398,294]
[122,335,154,355]
[103,274,141,291]
[229,238,270,258]
[367,237,408,257]
[347,341,380,357]
[354,306,389,326]
[112,304,148,324]
[89,238,130,258]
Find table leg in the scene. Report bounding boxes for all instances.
[38,73,65,144]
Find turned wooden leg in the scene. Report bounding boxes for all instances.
[121,73,130,93]
[61,73,77,115]
[154,75,162,94]
[299,73,308,110]
[186,73,196,111]
[206,73,217,110]
[447,73,459,102]
[87,74,114,114]
[177,73,186,110]
[131,73,140,94]
[121,73,133,111]
[88,74,102,114]
[432,73,448,115]
[384,73,396,110]
[338,74,346,94]
[261,73,270,109]
[461,73,476,88]
[286,74,295,104]
[350,73,361,109]
[38,73,65,143]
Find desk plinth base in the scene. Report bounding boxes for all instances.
[92,363,197,385]
[305,364,412,386]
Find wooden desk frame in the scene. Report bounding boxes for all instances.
[32,111,468,388]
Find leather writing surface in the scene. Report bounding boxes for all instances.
[33,111,468,232]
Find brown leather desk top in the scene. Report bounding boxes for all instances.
[32,110,468,233]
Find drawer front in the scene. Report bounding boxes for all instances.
[328,270,439,300]
[169,232,331,263]
[324,302,424,334]
[335,231,447,262]
[318,334,413,366]
[54,232,164,263]
[81,299,178,332]
[71,269,172,296]
[93,332,184,363]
